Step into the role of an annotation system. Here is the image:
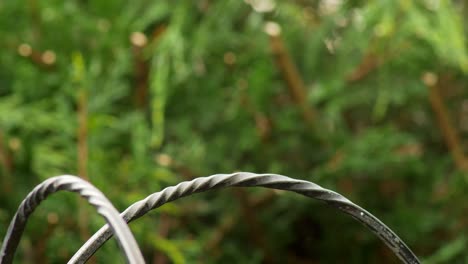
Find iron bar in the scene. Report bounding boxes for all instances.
[70,172,420,264]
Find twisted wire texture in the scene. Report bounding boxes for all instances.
[71,172,420,264]
[0,175,144,264]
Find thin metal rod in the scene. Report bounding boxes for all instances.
[0,175,145,264]
[70,172,420,264]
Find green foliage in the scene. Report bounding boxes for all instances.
[1,0,468,263]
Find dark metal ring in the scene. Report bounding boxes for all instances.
[70,172,420,264]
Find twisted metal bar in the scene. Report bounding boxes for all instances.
[0,175,145,264]
[71,172,420,264]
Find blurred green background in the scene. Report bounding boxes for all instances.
[1,0,468,263]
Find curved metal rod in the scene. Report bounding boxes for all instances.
[70,172,420,264]
[0,175,145,264]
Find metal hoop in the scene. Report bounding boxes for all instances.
[0,175,145,264]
